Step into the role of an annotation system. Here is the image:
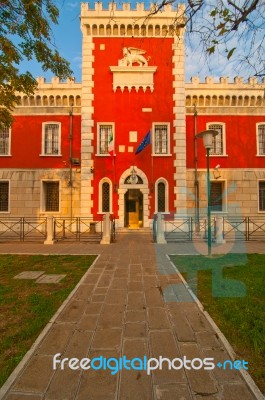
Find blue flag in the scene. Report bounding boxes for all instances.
[135,131,151,155]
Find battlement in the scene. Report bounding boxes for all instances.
[187,76,265,87]
[80,2,186,37]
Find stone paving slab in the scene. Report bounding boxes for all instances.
[36,274,66,283]
[13,271,45,280]
[0,234,264,400]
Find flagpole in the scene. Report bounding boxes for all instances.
[151,130,154,192]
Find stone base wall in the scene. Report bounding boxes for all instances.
[186,169,265,216]
[0,169,81,217]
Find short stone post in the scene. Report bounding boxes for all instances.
[44,217,54,245]
[156,212,167,244]
[215,215,225,244]
[100,213,111,244]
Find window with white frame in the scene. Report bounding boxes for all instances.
[210,181,226,212]
[257,124,265,155]
[155,179,168,212]
[259,181,265,211]
[42,123,61,155]
[208,123,225,155]
[42,181,60,212]
[0,126,10,155]
[99,179,112,213]
[97,124,113,155]
[153,123,170,155]
[0,181,9,212]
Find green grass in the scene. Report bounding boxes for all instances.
[0,254,96,387]
[170,253,265,394]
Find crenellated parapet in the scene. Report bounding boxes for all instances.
[80,2,186,37]
[186,76,265,112]
[14,77,82,110]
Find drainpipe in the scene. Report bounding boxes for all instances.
[194,104,200,231]
[69,106,73,220]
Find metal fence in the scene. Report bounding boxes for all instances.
[154,215,265,242]
[53,217,103,242]
[0,217,47,241]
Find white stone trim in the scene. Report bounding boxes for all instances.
[206,121,227,156]
[96,122,115,156]
[258,179,265,212]
[152,122,171,156]
[40,179,61,214]
[256,122,265,156]
[98,177,113,213]
[155,178,169,213]
[40,122,62,156]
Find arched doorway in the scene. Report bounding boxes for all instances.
[124,189,143,228]
[118,166,150,228]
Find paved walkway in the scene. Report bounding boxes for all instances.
[0,234,264,400]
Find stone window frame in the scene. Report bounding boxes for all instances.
[209,180,227,213]
[207,122,227,156]
[98,178,113,213]
[256,123,265,156]
[40,180,60,213]
[155,178,169,213]
[96,123,115,156]
[41,122,62,156]
[0,126,11,156]
[0,180,10,213]
[152,123,171,156]
[258,180,265,212]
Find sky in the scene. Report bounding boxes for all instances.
[17,0,264,83]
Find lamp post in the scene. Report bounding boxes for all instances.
[196,130,218,256]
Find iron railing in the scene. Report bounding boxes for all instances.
[53,217,103,242]
[153,215,265,242]
[0,217,47,241]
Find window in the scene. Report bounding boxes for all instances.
[102,182,110,212]
[99,178,112,213]
[97,124,114,155]
[0,181,9,212]
[208,123,225,155]
[0,127,10,155]
[42,181,59,212]
[157,182,165,212]
[42,123,61,155]
[257,124,265,155]
[155,179,168,213]
[210,181,225,212]
[259,181,265,211]
[153,123,170,155]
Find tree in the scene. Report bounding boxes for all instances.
[151,0,265,78]
[0,0,73,128]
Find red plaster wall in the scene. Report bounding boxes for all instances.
[186,115,265,169]
[0,115,81,169]
[91,37,175,217]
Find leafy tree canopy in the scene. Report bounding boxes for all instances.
[0,0,73,128]
[152,0,265,79]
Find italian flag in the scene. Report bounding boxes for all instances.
[108,132,114,158]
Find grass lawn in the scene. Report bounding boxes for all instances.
[170,253,265,394]
[0,254,96,388]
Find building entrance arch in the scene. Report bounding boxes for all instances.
[118,166,150,228]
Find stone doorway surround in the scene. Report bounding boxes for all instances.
[118,166,150,228]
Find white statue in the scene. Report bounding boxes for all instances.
[119,47,150,67]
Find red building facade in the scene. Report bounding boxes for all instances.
[0,3,265,228]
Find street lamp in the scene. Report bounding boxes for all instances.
[196,130,218,256]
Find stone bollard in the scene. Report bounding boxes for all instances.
[156,212,167,244]
[100,213,111,244]
[44,217,54,245]
[215,215,225,244]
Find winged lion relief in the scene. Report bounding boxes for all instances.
[118,47,150,67]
